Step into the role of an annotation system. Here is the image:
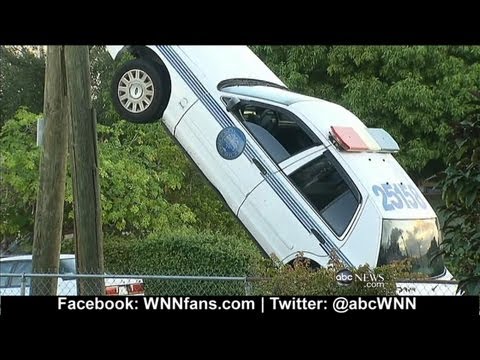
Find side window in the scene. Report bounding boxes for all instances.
[10,261,32,287]
[59,258,76,274]
[0,261,15,287]
[289,152,360,236]
[232,102,318,163]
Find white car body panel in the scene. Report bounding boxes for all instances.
[106,45,458,294]
[175,101,265,212]
[177,46,286,89]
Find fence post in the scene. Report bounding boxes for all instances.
[244,277,252,296]
[20,274,26,296]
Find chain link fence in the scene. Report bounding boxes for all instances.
[395,279,461,296]
[0,272,461,296]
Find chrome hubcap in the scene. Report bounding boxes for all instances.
[118,69,154,113]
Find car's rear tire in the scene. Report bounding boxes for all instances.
[111,58,167,124]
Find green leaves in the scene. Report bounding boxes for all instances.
[0,109,40,236]
[0,46,45,129]
[102,230,261,295]
[96,120,198,234]
[251,257,413,296]
[102,232,413,295]
[440,94,480,295]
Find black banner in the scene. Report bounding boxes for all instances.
[1,296,479,320]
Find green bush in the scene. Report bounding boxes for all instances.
[440,92,480,295]
[252,257,417,296]
[102,230,263,295]
[0,109,40,239]
[98,232,417,296]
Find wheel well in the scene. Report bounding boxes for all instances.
[118,45,172,117]
[287,257,321,270]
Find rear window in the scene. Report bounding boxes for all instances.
[10,260,32,286]
[0,261,16,287]
[0,257,76,287]
[59,258,76,274]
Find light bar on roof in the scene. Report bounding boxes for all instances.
[330,126,400,153]
[355,126,381,151]
[330,126,369,151]
[367,128,400,152]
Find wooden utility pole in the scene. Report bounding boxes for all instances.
[31,46,69,295]
[64,46,104,295]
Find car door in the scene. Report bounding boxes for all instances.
[283,149,362,239]
[228,100,341,263]
[239,143,363,266]
[174,99,276,214]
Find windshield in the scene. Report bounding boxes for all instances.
[377,219,445,277]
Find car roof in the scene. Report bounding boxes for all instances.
[0,254,75,261]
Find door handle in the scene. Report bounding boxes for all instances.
[252,158,267,176]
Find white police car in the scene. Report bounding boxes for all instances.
[107,46,456,294]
